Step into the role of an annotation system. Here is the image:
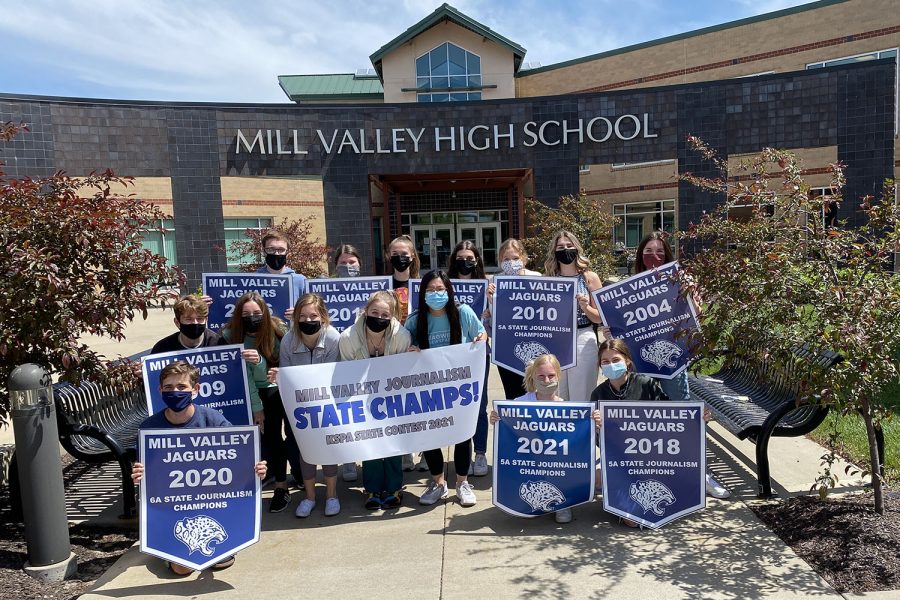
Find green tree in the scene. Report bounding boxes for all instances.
[678,136,900,513]
[0,123,185,425]
[227,216,330,278]
[522,193,619,279]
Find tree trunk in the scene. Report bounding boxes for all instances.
[859,396,884,515]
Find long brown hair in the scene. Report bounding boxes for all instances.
[598,338,634,371]
[225,292,285,364]
[291,293,330,336]
[447,240,486,279]
[634,232,675,273]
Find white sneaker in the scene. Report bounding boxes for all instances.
[416,454,430,472]
[456,481,477,507]
[419,480,449,505]
[324,497,341,517]
[555,508,573,523]
[705,473,731,499]
[295,498,316,518]
[472,454,489,477]
[342,463,358,482]
[402,454,415,472]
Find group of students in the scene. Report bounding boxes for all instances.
[133,228,730,572]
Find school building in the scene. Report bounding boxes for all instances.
[0,0,897,287]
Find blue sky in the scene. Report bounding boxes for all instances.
[2,0,816,103]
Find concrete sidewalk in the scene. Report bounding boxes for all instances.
[53,309,869,598]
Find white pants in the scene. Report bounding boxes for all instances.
[559,327,600,402]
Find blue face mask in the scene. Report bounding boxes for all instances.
[601,361,629,380]
[161,390,194,412]
[425,291,449,310]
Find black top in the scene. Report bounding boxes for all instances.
[150,329,228,354]
[392,277,409,289]
[590,373,670,403]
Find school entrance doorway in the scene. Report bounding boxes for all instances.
[370,169,532,273]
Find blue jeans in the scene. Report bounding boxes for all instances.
[657,371,690,402]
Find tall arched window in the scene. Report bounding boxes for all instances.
[415,42,482,102]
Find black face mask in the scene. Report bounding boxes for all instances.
[265,253,287,270]
[242,314,264,333]
[297,320,322,336]
[365,315,391,333]
[555,248,578,265]
[178,322,206,340]
[455,258,477,275]
[390,255,412,272]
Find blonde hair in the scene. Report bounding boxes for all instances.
[523,354,561,393]
[173,295,209,320]
[365,290,400,320]
[498,238,529,264]
[388,235,420,278]
[292,293,330,332]
[544,230,591,276]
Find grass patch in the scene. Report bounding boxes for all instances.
[808,408,899,485]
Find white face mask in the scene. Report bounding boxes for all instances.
[534,380,559,395]
[501,259,524,275]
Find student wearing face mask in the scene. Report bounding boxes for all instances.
[333,244,363,278]
[222,292,292,512]
[544,231,604,404]
[267,293,342,517]
[448,241,492,477]
[405,271,488,507]
[484,238,541,401]
[387,235,420,324]
[151,295,229,353]
[256,231,307,320]
[632,232,731,499]
[130,361,267,575]
[339,291,412,509]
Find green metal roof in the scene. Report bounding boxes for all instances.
[517,0,849,77]
[369,3,526,77]
[277,74,384,102]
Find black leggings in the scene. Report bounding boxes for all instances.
[423,441,472,478]
[498,365,526,400]
[260,387,300,483]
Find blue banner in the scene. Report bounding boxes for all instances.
[409,279,488,317]
[142,345,252,426]
[305,276,393,333]
[202,272,295,332]
[139,426,261,570]
[492,401,595,517]
[592,262,700,379]
[599,401,705,529]
[491,276,577,376]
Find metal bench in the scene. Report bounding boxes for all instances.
[52,377,148,518]
[688,344,844,497]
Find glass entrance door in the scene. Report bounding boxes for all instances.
[457,223,501,272]
[411,225,455,272]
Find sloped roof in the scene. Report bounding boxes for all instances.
[277,74,384,102]
[369,3,526,78]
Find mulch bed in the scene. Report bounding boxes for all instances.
[0,457,137,600]
[753,491,900,593]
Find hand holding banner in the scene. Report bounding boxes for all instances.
[491,276,577,376]
[142,344,253,426]
[599,401,705,529]
[277,343,486,464]
[305,276,393,332]
[139,426,261,571]
[409,278,488,316]
[202,272,295,331]
[593,262,700,379]
[492,401,595,517]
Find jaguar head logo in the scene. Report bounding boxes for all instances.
[173,515,228,556]
[640,340,683,369]
[629,479,676,516]
[514,342,551,366]
[519,480,566,512]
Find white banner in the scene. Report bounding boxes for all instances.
[277,343,487,464]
